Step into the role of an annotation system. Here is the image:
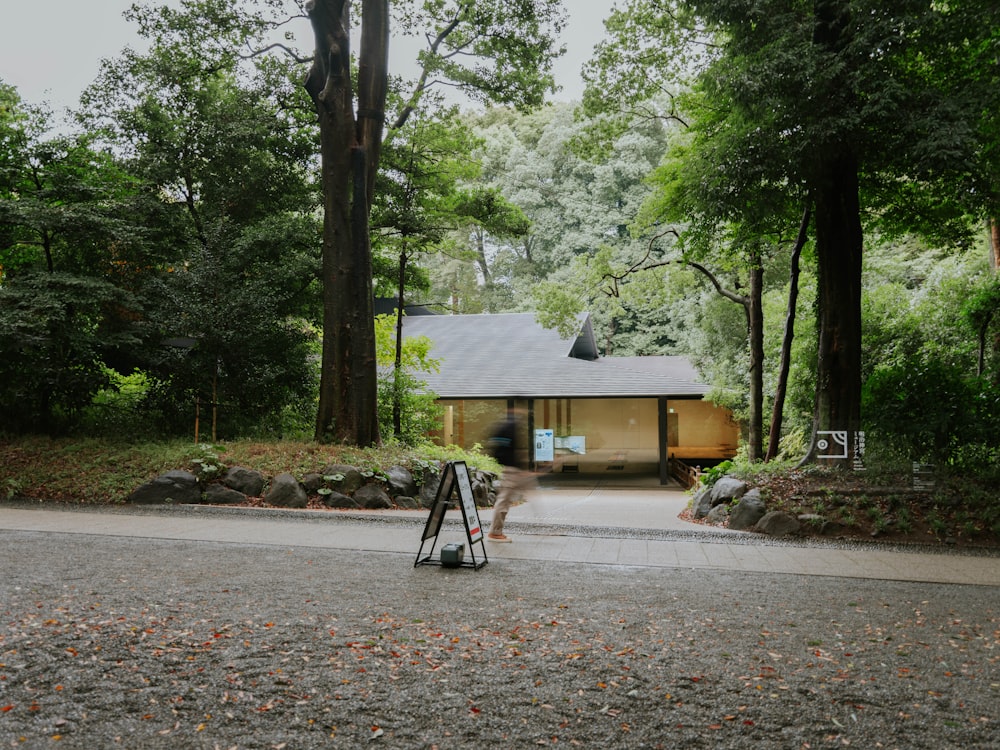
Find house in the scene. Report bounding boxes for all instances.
[400,312,739,482]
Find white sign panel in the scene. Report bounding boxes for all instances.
[554,435,586,455]
[534,429,554,462]
[453,461,483,543]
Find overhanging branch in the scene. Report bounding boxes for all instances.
[239,42,313,64]
[600,228,748,310]
[391,17,462,131]
[601,227,679,295]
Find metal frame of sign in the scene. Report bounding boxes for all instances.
[414,461,488,569]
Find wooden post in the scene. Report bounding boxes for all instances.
[212,368,218,442]
[658,397,669,485]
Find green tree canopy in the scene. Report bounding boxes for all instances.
[71,3,323,437]
[583,0,1000,464]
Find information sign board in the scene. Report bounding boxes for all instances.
[414,461,488,569]
[421,466,454,542]
[534,429,554,462]
[454,461,483,542]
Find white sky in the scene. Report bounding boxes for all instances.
[0,1,614,121]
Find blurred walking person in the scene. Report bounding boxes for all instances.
[486,408,535,542]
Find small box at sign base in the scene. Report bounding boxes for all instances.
[440,542,465,568]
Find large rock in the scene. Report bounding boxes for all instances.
[705,504,730,524]
[264,473,308,508]
[354,483,393,509]
[322,464,363,495]
[127,470,201,505]
[728,489,766,530]
[691,486,714,519]
[756,511,801,537]
[385,465,417,498]
[710,476,748,507]
[301,473,326,494]
[320,490,358,509]
[203,483,247,505]
[471,476,491,507]
[222,466,264,497]
[419,472,442,508]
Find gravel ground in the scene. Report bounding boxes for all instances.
[1,523,998,749]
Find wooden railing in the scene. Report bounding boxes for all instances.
[668,457,702,489]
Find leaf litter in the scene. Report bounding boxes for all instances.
[0,535,997,748]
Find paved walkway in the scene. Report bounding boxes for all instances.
[2,478,998,587]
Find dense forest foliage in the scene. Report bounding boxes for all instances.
[1,0,998,476]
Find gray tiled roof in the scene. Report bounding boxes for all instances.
[401,312,708,399]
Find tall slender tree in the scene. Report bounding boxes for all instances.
[0,84,148,433]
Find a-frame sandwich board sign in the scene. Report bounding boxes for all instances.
[414,460,488,569]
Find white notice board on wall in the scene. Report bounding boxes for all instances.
[555,435,586,454]
[534,429,554,462]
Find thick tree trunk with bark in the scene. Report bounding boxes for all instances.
[806,154,863,465]
[306,0,387,446]
[800,0,863,466]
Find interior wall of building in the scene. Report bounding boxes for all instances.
[433,397,739,473]
[667,399,740,460]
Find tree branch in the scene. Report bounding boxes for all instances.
[684,260,748,307]
[600,227,679,296]
[599,228,748,310]
[390,17,462,131]
[239,42,313,64]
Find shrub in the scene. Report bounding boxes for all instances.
[700,460,733,488]
[862,359,1000,469]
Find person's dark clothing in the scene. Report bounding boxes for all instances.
[486,414,533,540]
[487,415,519,468]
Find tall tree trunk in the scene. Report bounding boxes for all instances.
[42,230,54,274]
[766,206,811,462]
[990,218,1000,384]
[801,0,863,467]
[306,0,387,446]
[805,153,863,466]
[474,226,493,288]
[357,0,389,206]
[990,218,1000,270]
[393,248,407,439]
[746,260,764,462]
